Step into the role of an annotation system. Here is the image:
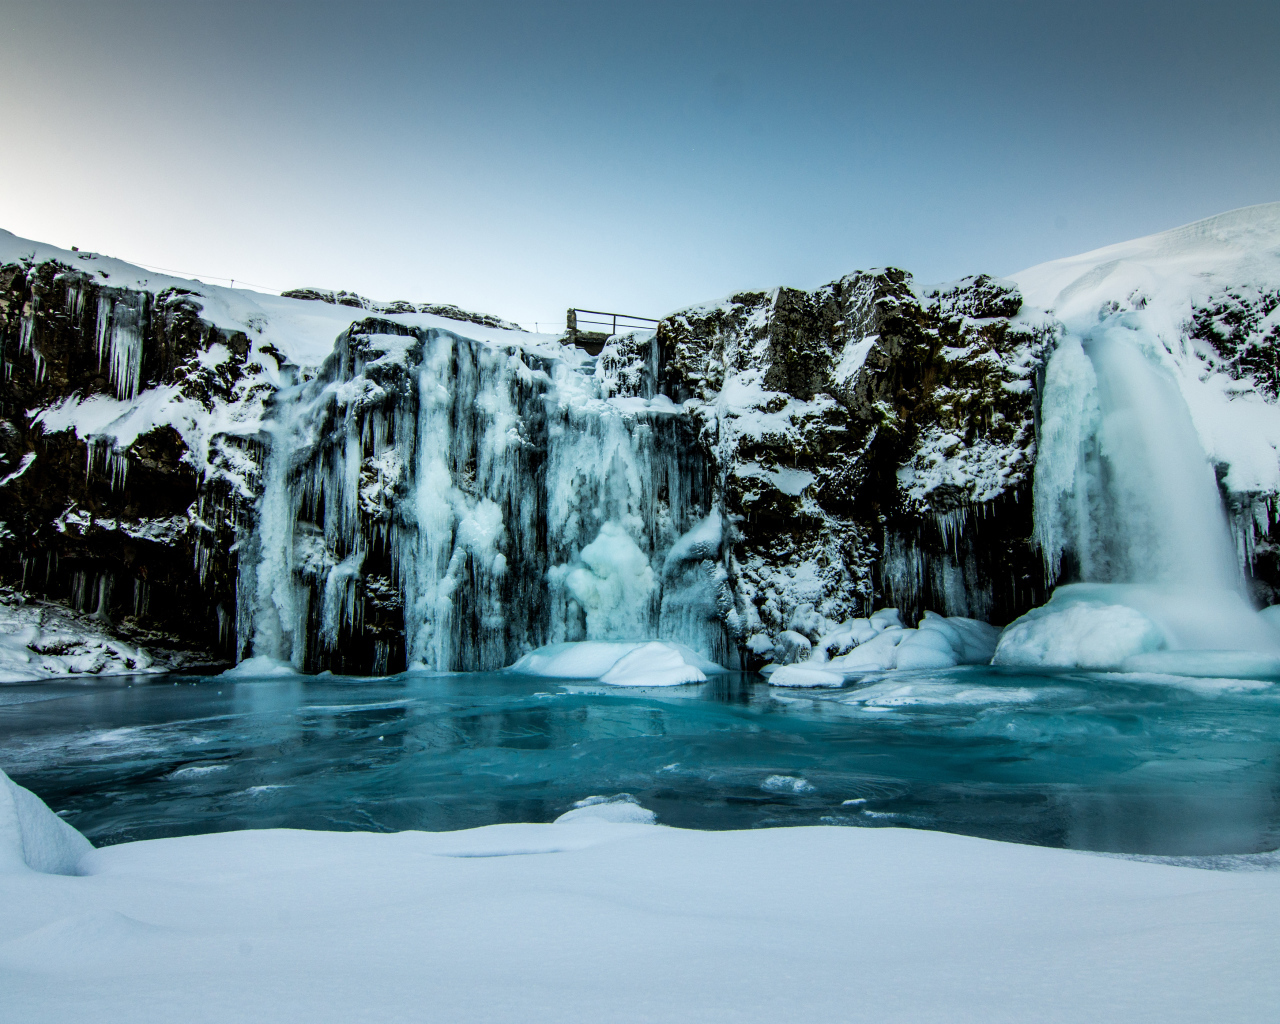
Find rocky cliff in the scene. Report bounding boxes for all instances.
[2,204,1278,678]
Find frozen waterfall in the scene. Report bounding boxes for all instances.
[998,316,1279,669]
[239,324,731,674]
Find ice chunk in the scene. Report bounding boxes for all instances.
[869,608,904,631]
[813,617,880,660]
[895,627,960,670]
[995,598,1166,670]
[599,642,707,686]
[773,630,812,665]
[994,583,1280,672]
[761,775,815,794]
[0,770,93,875]
[554,794,656,825]
[827,627,906,671]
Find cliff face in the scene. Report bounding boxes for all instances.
[0,256,266,669]
[641,270,1052,663]
[3,204,1280,678]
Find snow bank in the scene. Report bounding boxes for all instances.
[0,229,546,370]
[0,770,93,875]
[505,640,722,686]
[769,610,1000,687]
[2,808,1278,1023]
[0,595,162,683]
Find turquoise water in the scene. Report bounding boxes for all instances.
[2,665,1278,855]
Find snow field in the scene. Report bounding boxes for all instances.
[1,770,1278,1024]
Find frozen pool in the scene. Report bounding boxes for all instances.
[2,665,1278,856]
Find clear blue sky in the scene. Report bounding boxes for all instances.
[2,0,1277,329]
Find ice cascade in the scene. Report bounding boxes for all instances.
[240,324,729,673]
[998,316,1279,669]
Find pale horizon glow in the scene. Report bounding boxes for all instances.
[1,0,1277,329]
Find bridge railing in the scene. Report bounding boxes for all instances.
[566,309,660,348]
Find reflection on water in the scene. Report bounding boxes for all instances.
[1,666,1278,856]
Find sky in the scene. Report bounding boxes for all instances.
[1,0,1277,330]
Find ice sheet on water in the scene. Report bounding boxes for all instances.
[1122,651,1280,679]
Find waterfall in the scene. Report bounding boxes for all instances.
[1005,315,1279,667]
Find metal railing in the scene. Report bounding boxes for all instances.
[567,308,660,338]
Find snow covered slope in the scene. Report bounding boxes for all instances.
[1014,202,1280,499]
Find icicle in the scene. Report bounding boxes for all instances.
[94,292,146,400]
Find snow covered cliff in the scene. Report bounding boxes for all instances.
[2,202,1279,677]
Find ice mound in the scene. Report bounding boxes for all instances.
[994,598,1166,670]
[505,640,721,686]
[221,655,301,678]
[0,770,93,875]
[554,794,657,825]
[994,583,1280,674]
[769,610,1001,687]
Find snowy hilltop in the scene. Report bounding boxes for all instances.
[1,202,1279,679]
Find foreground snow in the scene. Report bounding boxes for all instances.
[1,773,1278,1023]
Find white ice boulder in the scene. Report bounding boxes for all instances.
[506,640,719,686]
[994,598,1166,670]
[0,770,93,875]
[554,794,657,825]
[221,654,300,678]
[599,642,707,686]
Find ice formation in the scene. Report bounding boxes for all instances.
[240,322,726,674]
[768,609,1000,686]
